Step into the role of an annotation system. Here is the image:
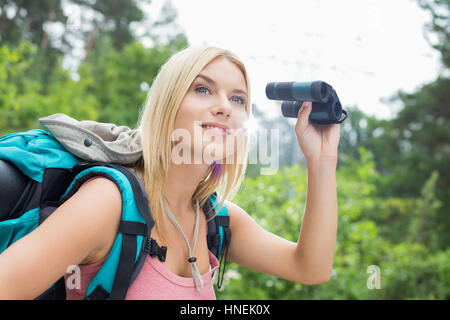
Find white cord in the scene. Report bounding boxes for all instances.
[162,200,203,291]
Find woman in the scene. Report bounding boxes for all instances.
[0,45,340,299]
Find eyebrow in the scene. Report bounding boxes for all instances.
[196,74,248,97]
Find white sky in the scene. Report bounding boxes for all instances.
[148,0,442,121]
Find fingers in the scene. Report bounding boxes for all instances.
[295,101,312,133]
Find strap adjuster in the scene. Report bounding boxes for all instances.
[144,237,167,262]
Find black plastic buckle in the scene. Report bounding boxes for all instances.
[145,237,167,262]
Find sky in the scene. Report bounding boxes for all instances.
[146,0,442,122]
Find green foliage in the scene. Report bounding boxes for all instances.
[216,148,450,300]
[0,41,99,134]
[84,34,187,128]
[0,0,67,50]
[0,34,188,134]
[379,243,450,299]
[407,171,442,250]
[0,0,189,131]
[417,0,450,68]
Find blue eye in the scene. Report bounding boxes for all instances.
[195,85,210,94]
[231,96,246,105]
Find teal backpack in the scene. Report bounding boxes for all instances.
[0,127,231,300]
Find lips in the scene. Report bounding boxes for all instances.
[200,122,230,135]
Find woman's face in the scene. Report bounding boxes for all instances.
[172,57,249,165]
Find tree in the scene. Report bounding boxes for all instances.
[216,148,450,299]
[335,0,450,250]
[0,0,189,131]
[70,0,151,59]
[417,0,450,69]
[81,34,187,127]
[0,41,99,135]
[0,0,67,51]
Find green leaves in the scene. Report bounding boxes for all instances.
[216,147,450,300]
[0,33,188,134]
[0,42,99,134]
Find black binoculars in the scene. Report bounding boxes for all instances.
[266,81,348,124]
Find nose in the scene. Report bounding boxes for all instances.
[211,94,232,118]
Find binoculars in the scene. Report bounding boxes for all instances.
[266,81,348,124]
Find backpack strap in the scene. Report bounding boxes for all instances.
[206,192,231,289]
[60,162,153,300]
[63,166,230,298]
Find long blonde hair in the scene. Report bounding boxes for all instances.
[132,45,251,242]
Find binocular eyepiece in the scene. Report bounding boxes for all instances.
[266,81,348,124]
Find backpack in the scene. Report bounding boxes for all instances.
[0,116,231,300]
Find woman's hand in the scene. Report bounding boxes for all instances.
[294,101,341,162]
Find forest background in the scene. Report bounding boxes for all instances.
[0,0,448,299]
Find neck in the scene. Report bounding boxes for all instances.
[163,161,210,218]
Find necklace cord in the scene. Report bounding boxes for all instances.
[162,200,204,291]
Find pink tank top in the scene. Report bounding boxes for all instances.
[64,250,219,300]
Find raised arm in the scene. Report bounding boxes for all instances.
[226,101,340,285]
[0,177,122,299]
[226,159,338,287]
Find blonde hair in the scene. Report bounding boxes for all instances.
[132,45,252,242]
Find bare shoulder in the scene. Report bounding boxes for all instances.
[74,176,122,222]
[224,200,256,224]
[40,176,123,265]
[223,200,261,240]
[73,176,123,263]
[78,175,120,193]
[41,175,124,265]
[0,176,123,298]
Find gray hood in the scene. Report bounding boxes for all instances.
[39,113,142,164]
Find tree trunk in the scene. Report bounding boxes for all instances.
[40,2,56,52]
